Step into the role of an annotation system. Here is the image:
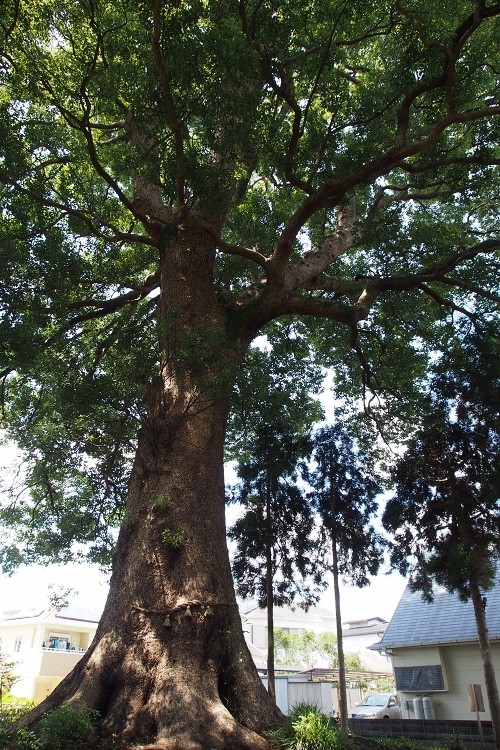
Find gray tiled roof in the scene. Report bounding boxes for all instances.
[55,606,101,623]
[374,577,500,650]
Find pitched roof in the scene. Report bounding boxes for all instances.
[0,607,44,621]
[343,617,388,627]
[1,606,101,624]
[374,577,500,650]
[55,606,101,623]
[342,619,388,638]
[238,600,335,623]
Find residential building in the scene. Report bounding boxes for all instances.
[372,580,500,721]
[342,616,392,673]
[240,602,391,673]
[0,606,99,703]
[240,601,337,656]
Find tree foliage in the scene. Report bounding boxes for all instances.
[274,628,364,671]
[0,645,18,705]
[310,424,386,585]
[383,325,500,600]
[229,424,322,607]
[383,325,500,749]
[0,1,498,573]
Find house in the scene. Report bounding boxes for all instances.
[0,606,100,703]
[372,579,500,721]
[240,601,337,656]
[342,617,392,673]
[240,603,392,673]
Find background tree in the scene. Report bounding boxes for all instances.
[274,628,365,672]
[0,1,498,747]
[0,645,18,710]
[228,422,322,702]
[309,423,386,731]
[383,325,500,748]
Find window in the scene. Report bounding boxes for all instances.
[14,636,22,652]
[395,665,445,691]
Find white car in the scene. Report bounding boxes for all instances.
[348,693,401,719]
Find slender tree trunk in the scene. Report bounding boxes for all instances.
[19,227,282,749]
[331,533,349,732]
[265,485,276,702]
[470,580,500,750]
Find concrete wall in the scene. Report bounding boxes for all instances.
[349,718,495,748]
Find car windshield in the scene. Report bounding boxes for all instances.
[361,695,389,707]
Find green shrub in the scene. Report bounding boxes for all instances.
[39,704,98,750]
[269,703,350,750]
[0,705,40,750]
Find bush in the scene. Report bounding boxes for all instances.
[0,705,40,750]
[39,704,98,750]
[269,703,350,750]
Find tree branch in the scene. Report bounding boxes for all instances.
[192,219,268,268]
[284,200,360,292]
[260,53,313,195]
[418,283,481,323]
[0,171,157,247]
[68,271,160,314]
[151,0,186,208]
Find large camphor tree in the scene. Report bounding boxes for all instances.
[0,1,499,748]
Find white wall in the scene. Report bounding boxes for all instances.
[393,642,500,721]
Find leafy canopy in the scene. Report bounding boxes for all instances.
[309,423,386,586]
[383,324,500,601]
[274,628,364,671]
[0,0,498,569]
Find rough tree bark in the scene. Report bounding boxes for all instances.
[20,227,282,749]
[5,4,498,746]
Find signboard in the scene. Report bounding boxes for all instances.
[467,684,485,713]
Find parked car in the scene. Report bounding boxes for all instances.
[348,693,401,719]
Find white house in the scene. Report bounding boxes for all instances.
[342,617,392,673]
[0,606,99,703]
[240,601,337,656]
[372,579,500,721]
[240,602,391,673]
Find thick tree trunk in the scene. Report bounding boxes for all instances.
[19,227,282,748]
[470,581,500,750]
